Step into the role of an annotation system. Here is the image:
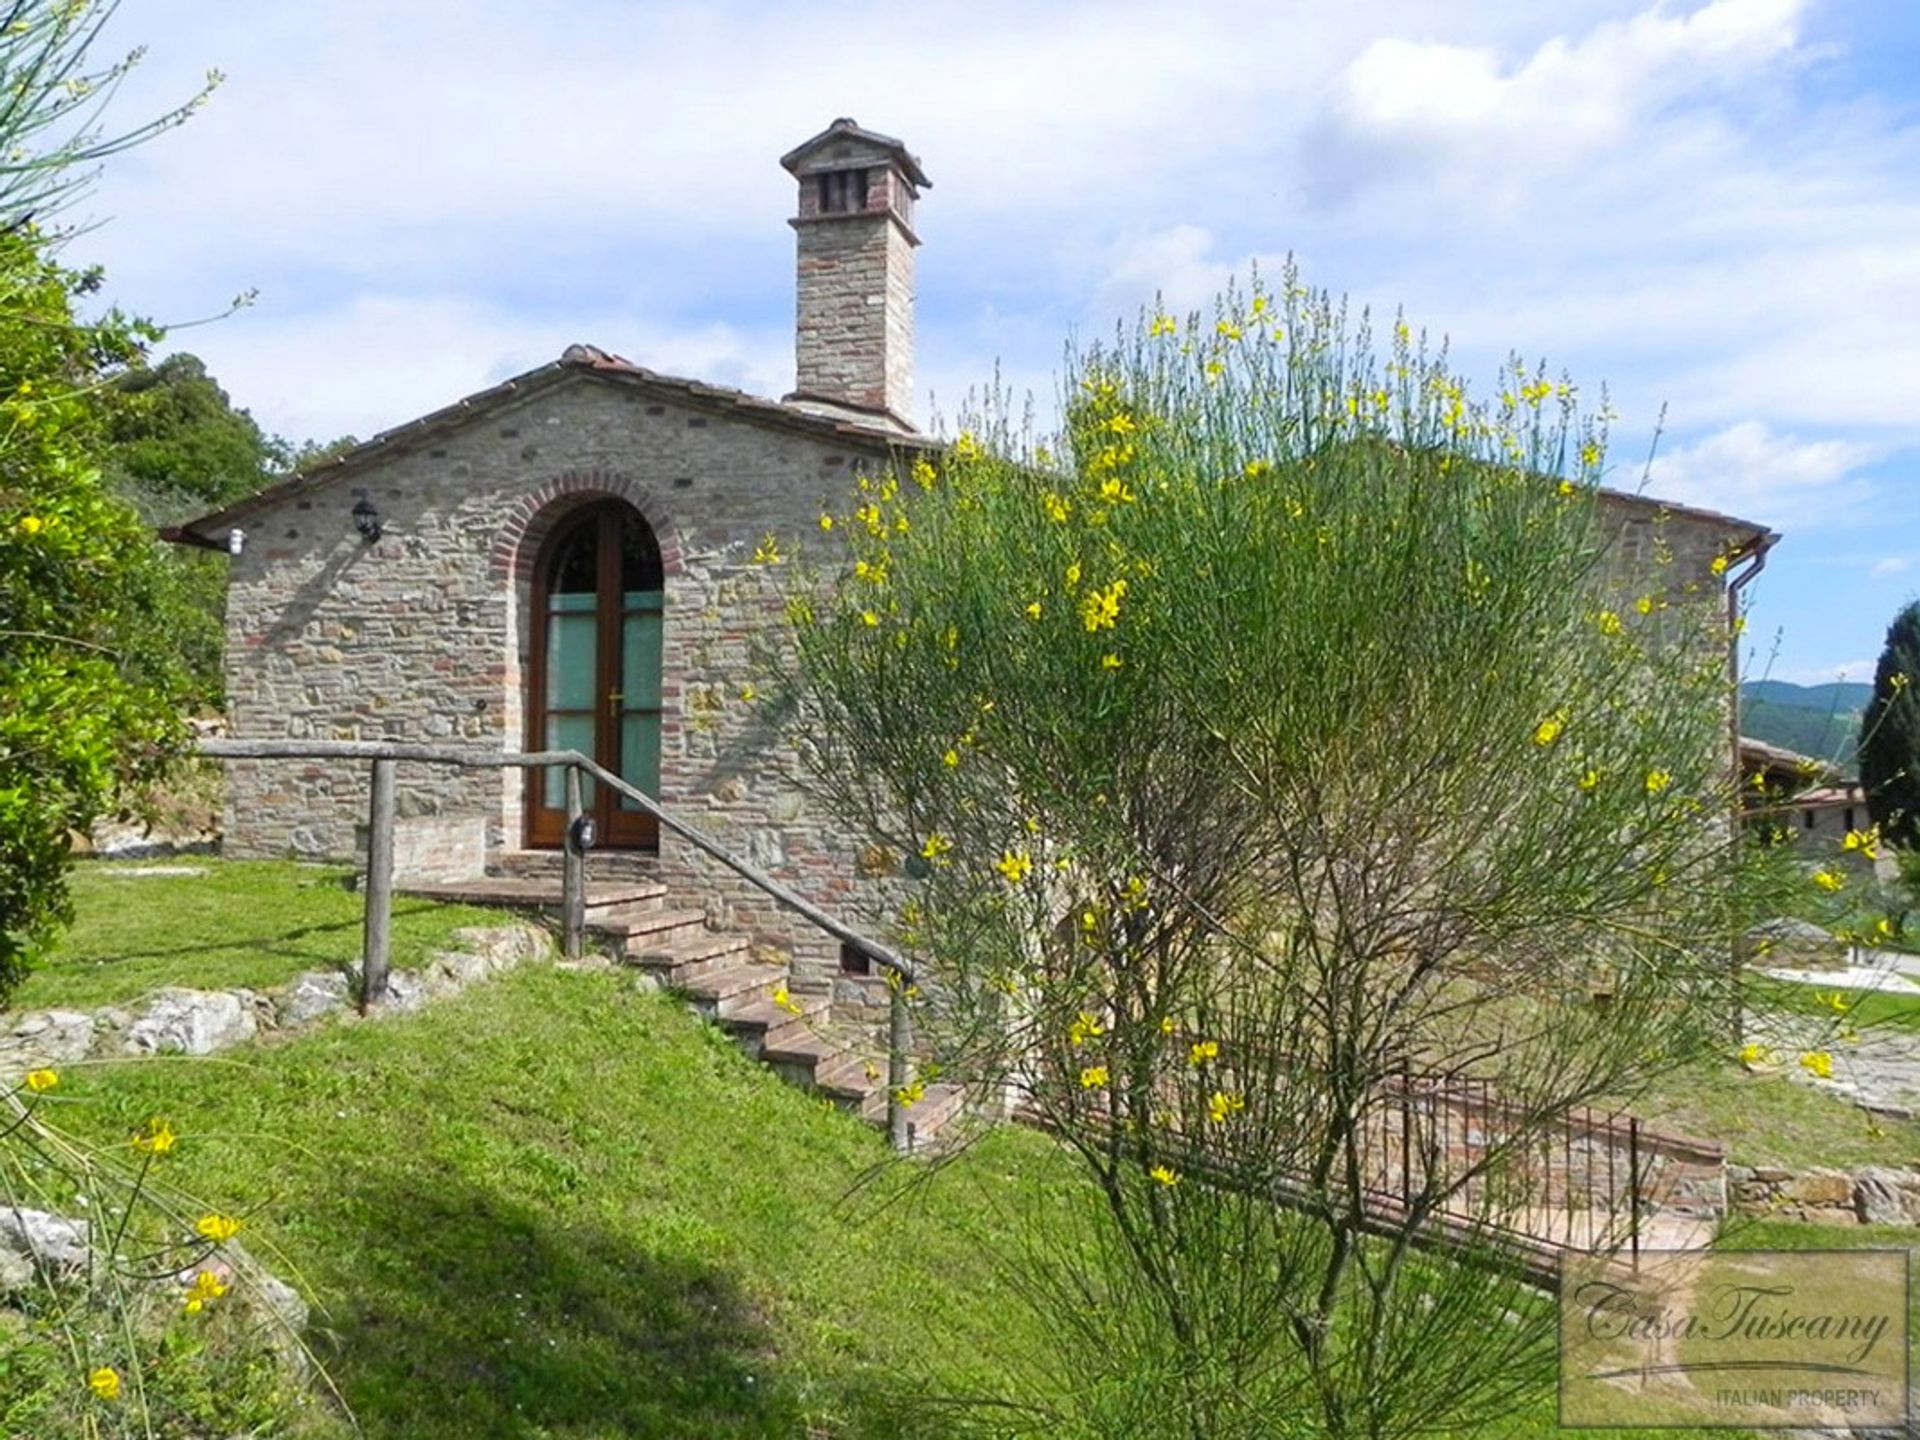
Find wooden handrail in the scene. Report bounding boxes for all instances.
[197,738,916,983]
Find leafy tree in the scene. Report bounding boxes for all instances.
[775,277,1783,1438]
[1860,601,1920,850]
[104,352,283,517]
[0,1,215,1002]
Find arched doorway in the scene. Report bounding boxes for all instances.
[524,500,664,850]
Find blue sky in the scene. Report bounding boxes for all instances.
[74,0,1920,685]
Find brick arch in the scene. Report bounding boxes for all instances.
[490,470,682,582]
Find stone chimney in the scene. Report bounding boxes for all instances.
[780,118,928,433]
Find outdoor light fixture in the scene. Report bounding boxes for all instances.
[351,496,383,543]
[226,527,246,556]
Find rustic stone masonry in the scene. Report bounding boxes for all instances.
[1728,1162,1920,1226]
[783,117,925,430]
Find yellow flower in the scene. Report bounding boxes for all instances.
[1578,768,1600,793]
[1643,769,1672,796]
[1149,1164,1180,1187]
[1813,867,1846,893]
[183,1268,229,1315]
[818,514,834,531]
[994,850,1033,885]
[1080,1065,1109,1089]
[88,1366,120,1401]
[1188,1039,1219,1065]
[1596,610,1623,636]
[951,431,984,463]
[1081,909,1100,934]
[772,985,803,1017]
[1097,476,1136,504]
[895,1080,925,1107]
[751,534,783,565]
[195,1213,241,1243]
[1737,1042,1771,1068]
[1042,492,1070,523]
[1149,313,1177,337]
[1069,1011,1105,1046]
[919,833,952,862]
[23,1068,57,1093]
[1710,553,1730,576]
[1842,827,1881,860]
[1079,579,1127,633]
[1532,713,1565,747]
[911,456,938,489]
[15,514,43,535]
[943,748,960,768]
[737,684,757,703]
[1025,601,1042,620]
[1065,561,1082,588]
[1243,459,1271,480]
[132,1117,177,1155]
[1216,319,1241,340]
[1158,1015,1176,1035]
[861,610,879,627]
[1206,1091,1245,1125]
[1799,1050,1833,1080]
[1100,653,1122,670]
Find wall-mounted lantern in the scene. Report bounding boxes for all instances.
[351,496,383,544]
[226,527,246,556]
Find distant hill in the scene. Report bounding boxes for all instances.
[1739,680,1872,769]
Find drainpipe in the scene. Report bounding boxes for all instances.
[1724,528,1779,1044]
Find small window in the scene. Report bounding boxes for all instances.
[1804,810,1816,830]
[839,941,873,977]
[817,168,869,214]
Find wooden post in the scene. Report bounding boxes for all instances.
[1628,1116,1642,1267]
[562,763,585,961]
[360,757,396,1012]
[888,970,911,1155]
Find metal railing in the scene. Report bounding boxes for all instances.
[198,739,921,1151]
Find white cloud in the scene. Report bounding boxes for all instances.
[1872,556,1911,578]
[1644,421,1876,529]
[181,294,789,446]
[1313,0,1806,200]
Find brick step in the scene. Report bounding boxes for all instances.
[898,1083,969,1146]
[491,850,662,884]
[588,906,708,946]
[674,960,786,1018]
[627,932,752,983]
[723,991,832,1037]
[400,875,666,912]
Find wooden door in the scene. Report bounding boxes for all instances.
[525,502,664,850]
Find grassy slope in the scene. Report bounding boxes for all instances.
[12,860,508,1012]
[45,966,1079,1438]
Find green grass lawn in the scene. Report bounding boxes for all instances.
[1633,1054,1920,1169]
[10,860,510,1012]
[30,966,1084,1438]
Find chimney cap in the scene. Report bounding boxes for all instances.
[780,117,930,189]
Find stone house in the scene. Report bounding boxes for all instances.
[166,118,1779,1001]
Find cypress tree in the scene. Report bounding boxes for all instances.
[1861,600,1920,849]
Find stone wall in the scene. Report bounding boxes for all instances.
[219,372,906,993]
[1728,1162,1920,1226]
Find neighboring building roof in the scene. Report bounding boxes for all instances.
[164,345,936,545]
[779,117,930,188]
[1738,736,1836,777]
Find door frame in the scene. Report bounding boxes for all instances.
[523,500,663,851]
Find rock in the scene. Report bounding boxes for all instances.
[1854,1167,1920,1226]
[0,1207,91,1287]
[1744,917,1849,969]
[123,988,258,1056]
[0,1009,96,1073]
[276,971,351,1027]
[1752,1166,1794,1183]
[1782,1169,1854,1207]
[448,924,548,971]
